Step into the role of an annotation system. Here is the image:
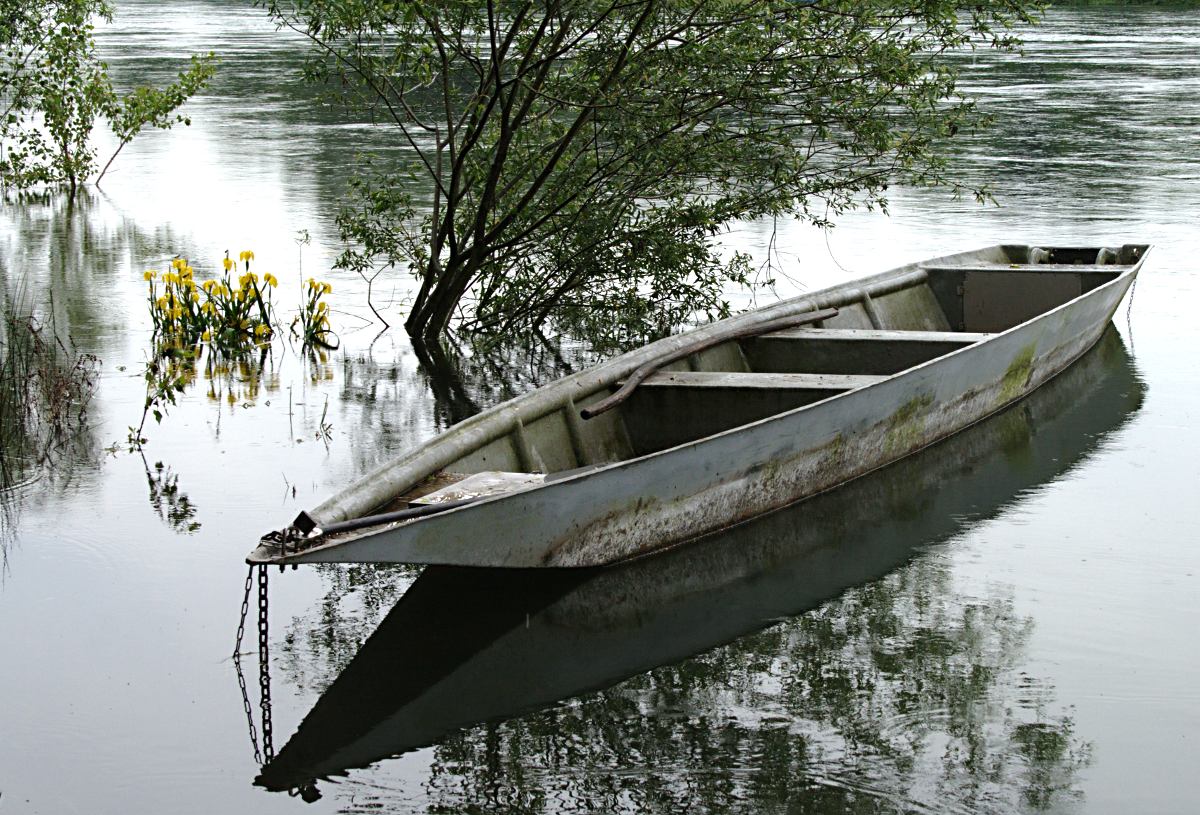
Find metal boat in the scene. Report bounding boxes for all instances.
[252,326,1145,792]
[247,243,1149,567]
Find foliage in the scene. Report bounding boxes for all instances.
[0,0,215,199]
[0,300,98,487]
[268,0,1041,347]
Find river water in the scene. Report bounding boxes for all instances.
[1,3,1197,814]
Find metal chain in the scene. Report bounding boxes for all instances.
[233,565,263,766]
[257,564,275,763]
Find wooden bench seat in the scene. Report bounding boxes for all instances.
[634,370,887,391]
[922,264,1129,274]
[761,327,989,343]
[742,328,987,376]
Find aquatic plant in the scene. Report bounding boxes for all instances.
[293,277,338,350]
[146,252,276,353]
[129,251,335,448]
[0,303,98,487]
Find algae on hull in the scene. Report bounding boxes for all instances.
[1001,343,1038,402]
[885,394,935,456]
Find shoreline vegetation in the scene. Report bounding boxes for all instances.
[0,299,98,490]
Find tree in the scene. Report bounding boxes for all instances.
[268,0,1040,348]
[0,0,215,200]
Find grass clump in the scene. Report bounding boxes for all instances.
[0,304,98,487]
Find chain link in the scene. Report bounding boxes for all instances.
[233,565,263,766]
[257,564,275,763]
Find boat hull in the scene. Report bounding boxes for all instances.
[257,249,1140,568]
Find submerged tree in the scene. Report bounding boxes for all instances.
[269,0,1040,347]
[0,0,215,200]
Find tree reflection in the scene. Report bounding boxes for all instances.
[420,569,1085,814]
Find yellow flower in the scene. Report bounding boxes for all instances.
[307,278,318,291]
[172,258,185,271]
[239,250,255,263]
[201,329,211,341]
[202,279,216,293]
[254,323,270,337]
[263,273,278,288]
[321,282,332,295]
[156,296,169,310]
[143,270,156,281]
[317,301,327,312]
[222,256,234,272]
[171,306,183,319]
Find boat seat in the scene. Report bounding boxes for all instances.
[633,371,887,390]
[760,328,989,343]
[922,264,1129,273]
[742,328,987,376]
[411,471,545,506]
[620,370,884,455]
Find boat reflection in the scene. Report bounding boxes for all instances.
[256,327,1144,797]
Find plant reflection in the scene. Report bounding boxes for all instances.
[258,328,1142,812]
[139,454,200,533]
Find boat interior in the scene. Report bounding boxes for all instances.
[392,244,1144,509]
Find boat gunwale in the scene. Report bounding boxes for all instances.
[271,244,1149,560]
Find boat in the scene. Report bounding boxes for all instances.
[247,243,1149,568]
[252,327,1144,794]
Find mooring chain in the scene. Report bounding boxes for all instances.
[257,564,275,763]
[233,565,263,766]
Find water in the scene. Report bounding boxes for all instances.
[1,4,1197,813]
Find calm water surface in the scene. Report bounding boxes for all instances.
[1,4,1197,814]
